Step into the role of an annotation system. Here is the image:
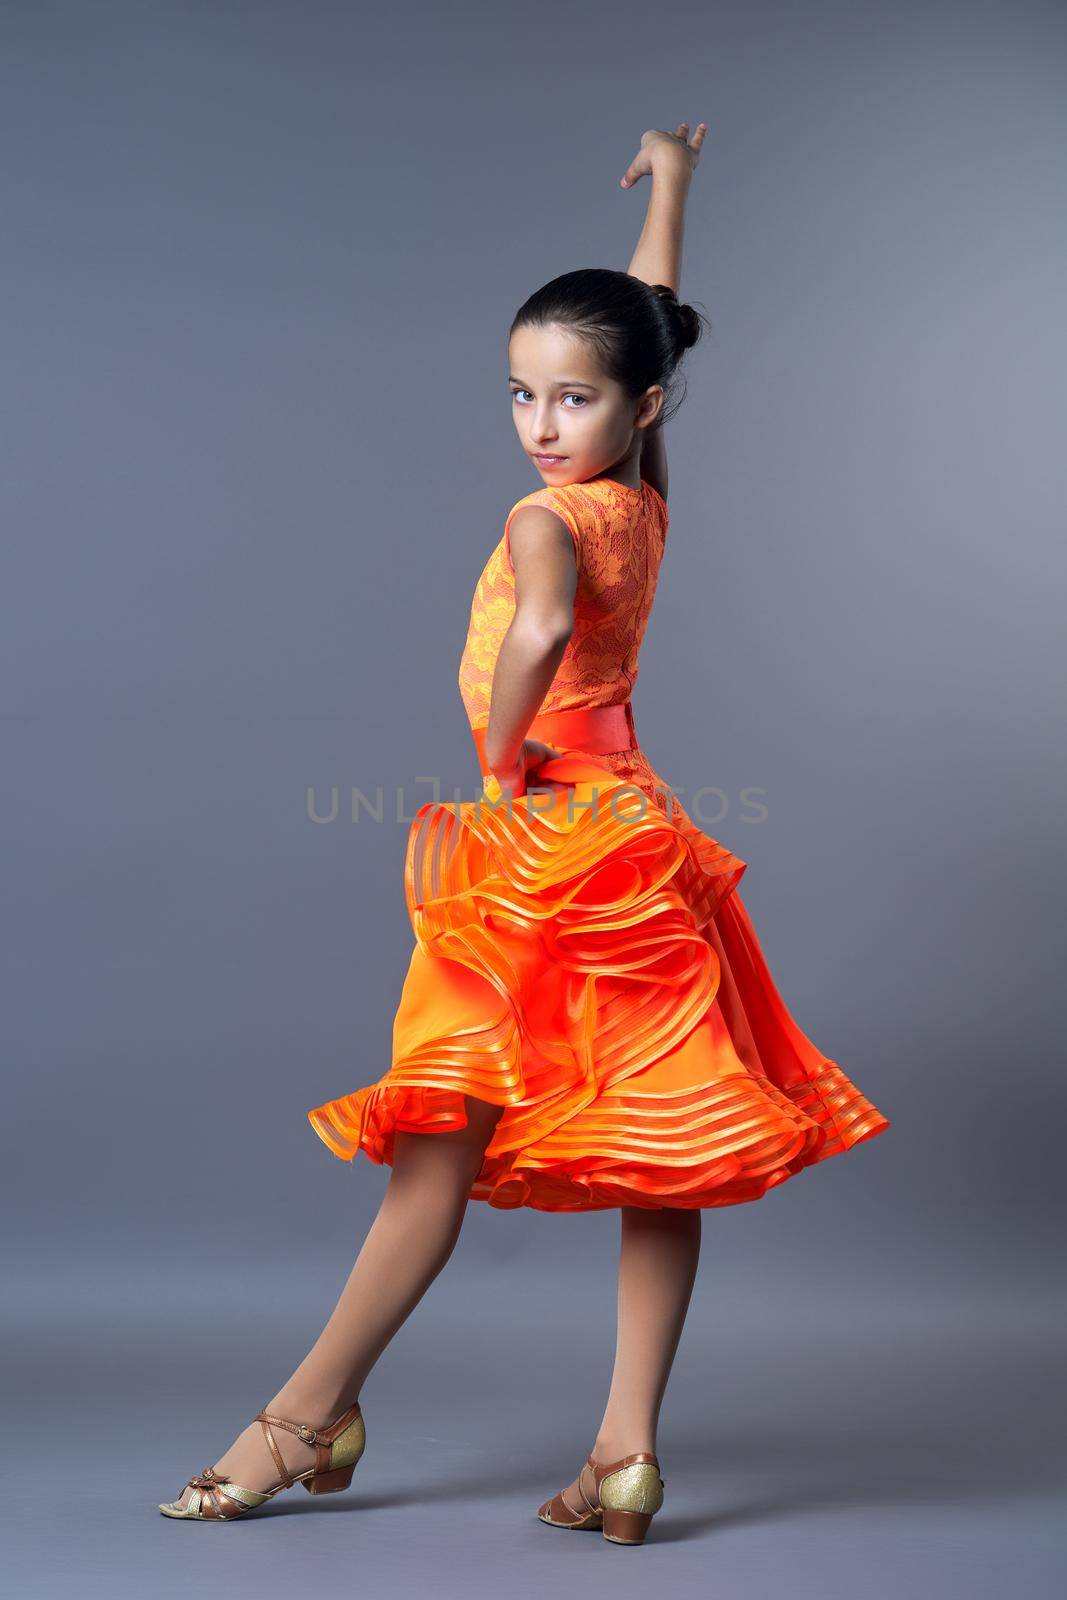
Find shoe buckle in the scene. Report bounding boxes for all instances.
[297,1425,318,1444]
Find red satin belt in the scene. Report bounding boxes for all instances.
[471,700,636,779]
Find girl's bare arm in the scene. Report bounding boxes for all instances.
[621,122,709,497]
[482,506,576,780]
[624,122,707,292]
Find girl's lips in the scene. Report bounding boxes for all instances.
[534,453,567,464]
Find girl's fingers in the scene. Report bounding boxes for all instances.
[620,121,707,186]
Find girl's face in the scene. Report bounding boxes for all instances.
[508,322,662,487]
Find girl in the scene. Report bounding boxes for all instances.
[160,121,890,1545]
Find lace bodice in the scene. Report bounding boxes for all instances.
[457,477,669,741]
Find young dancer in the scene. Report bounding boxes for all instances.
[160,121,889,1544]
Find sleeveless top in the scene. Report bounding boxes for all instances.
[456,476,670,805]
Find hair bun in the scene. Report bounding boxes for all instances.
[652,284,702,355]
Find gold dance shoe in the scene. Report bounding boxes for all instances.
[537,1449,665,1545]
[159,1401,365,1521]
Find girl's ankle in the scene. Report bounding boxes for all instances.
[593,1434,656,1462]
[266,1389,357,1426]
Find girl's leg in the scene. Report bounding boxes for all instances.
[556,1205,700,1505]
[169,1095,503,1509]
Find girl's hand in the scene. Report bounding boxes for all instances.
[620,122,708,189]
[485,739,563,803]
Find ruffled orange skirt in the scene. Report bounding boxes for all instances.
[307,746,890,1211]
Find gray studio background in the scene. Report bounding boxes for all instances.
[3,1,1064,1596]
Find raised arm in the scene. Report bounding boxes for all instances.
[620,122,708,499]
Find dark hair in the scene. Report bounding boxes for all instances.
[509,268,711,428]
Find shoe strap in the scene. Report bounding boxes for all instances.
[254,1402,362,1481]
[587,1449,659,1477]
[259,1418,294,1488]
[255,1402,360,1448]
[575,1461,600,1515]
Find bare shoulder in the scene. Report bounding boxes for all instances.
[504,492,582,573]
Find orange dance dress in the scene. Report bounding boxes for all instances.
[308,477,890,1210]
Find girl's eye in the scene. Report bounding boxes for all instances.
[509,389,587,408]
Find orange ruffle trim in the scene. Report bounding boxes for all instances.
[307,753,890,1211]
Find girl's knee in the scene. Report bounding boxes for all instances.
[461,1094,504,1146]
[392,1096,503,1182]
[446,1096,503,1178]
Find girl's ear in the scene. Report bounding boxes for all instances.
[636,385,666,430]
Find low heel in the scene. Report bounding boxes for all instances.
[598,1457,663,1544]
[303,1465,355,1496]
[602,1507,653,1544]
